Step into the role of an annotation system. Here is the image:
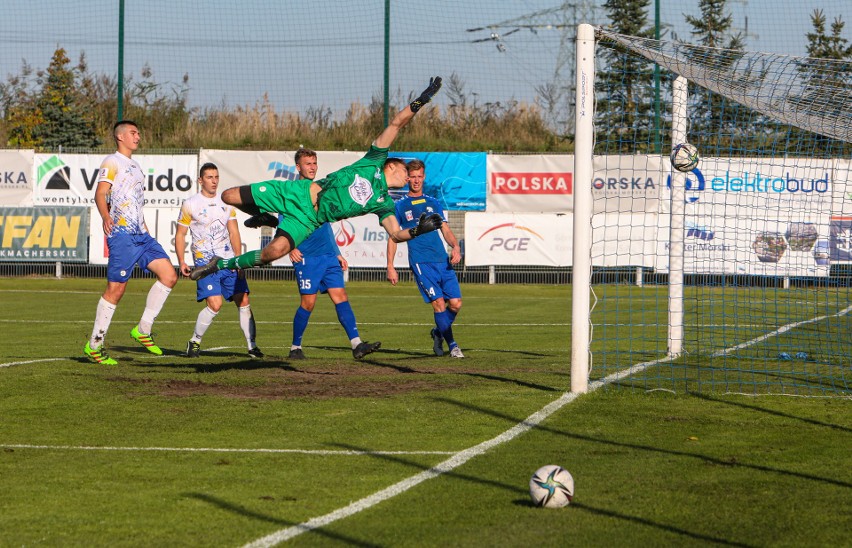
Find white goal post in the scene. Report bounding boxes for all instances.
[570,23,852,396]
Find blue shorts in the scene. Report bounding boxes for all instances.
[195,268,250,302]
[107,233,170,283]
[412,260,462,303]
[293,253,344,295]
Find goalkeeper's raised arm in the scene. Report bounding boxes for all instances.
[374,76,442,149]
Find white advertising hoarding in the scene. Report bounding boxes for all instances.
[0,150,34,206]
[199,149,365,190]
[88,207,263,267]
[33,153,198,207]
[464,212,572,266]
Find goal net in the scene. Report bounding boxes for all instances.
[572,24,852,396]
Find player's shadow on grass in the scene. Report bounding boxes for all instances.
[434,396,852,490]
[184,493,379,547]
[461,371,561,392]
[692,392,852,433]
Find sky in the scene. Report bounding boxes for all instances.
[0,0,849,118]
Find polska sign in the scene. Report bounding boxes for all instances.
[491,172,572,194]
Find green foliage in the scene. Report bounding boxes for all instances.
[685,0,755,148]
[787,10,852,156]
[597,0,661,153]
[0,48,101,148]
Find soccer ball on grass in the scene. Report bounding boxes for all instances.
[529,464,574,508]
[670,143,700,172]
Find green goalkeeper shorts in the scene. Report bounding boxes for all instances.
[249,179,320,247]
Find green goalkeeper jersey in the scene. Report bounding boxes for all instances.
[315,144,396,224]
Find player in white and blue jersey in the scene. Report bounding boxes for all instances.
[175,162,262,359]
[84,120,178,365]
[287,149,379,360]
[387,159,464,358]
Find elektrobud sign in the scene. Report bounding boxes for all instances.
[33,154,198,207]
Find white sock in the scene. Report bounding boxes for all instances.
[90,297,117,348]
[239,305,257,349]
[192,306,219,342]
[350,337,362,350]
[138,281,172,334]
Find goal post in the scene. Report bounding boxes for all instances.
[571,25,852,396]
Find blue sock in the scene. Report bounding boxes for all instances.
[435,310,456,347]
[292,306,311,346]
[335,301,359,341]
[448,308,458,324]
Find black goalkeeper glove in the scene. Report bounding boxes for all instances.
[408,213,443,238]
[410,76,443,113]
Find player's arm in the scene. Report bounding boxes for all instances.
[175,224,190,276]
[386,238,398,285]
[440,222,462,265]
[288,248,303,263]
[94,181,113,235]
[381,212,443,243]
[337,254,348,271]
[374,77,442,149]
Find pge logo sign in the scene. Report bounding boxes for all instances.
[477,222,543,251]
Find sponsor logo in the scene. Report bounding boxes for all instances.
[348,174,374,206]
[830,217,852,262]
[667,169,830,203]
[593,176,659,191]
[333,220,356,247]
[685,221,714,241]
[35,156,193,195]
[267,161,299,180]
[477,222,544,251]
[0,171,28,187]
[491,172,572,194]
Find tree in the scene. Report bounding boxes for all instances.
[596,0,659,152]
[32,48,100,148]
[790,10,852,155]
[684,0,748,148]
[1,48,100,148]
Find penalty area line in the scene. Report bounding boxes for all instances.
[242,354,675,548]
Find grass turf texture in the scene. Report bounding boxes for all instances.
[0,278,849,546]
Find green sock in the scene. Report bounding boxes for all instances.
[220,250,263,270]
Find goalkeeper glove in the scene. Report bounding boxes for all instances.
[408,213,443,238]
[410,76,443,113]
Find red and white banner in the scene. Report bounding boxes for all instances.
[464,212,572,266]
[487,155,573,213]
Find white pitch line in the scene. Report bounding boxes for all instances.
[241,354,674,548]
[0,444,454,456]
[0,358,65,368]
[242,301,852,547]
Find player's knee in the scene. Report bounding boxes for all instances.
[222,187,240,205]
[161,270,178,288]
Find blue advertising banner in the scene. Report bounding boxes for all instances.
[0,206,89,262]
[390,152,486,211]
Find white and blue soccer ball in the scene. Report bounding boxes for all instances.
[670,142,700,172]
[529,464,574,508]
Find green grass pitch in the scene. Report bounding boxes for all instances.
[0,277,849,546]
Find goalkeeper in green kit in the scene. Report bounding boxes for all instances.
[190,76,444,282]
